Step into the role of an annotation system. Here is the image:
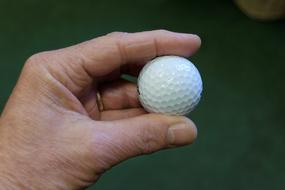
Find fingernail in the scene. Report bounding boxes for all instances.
[167,123,197,147]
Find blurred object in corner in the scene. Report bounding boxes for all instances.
[235,0,285,21]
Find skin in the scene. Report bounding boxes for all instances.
[0,30,201,190]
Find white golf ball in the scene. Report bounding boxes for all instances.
[137,56,203,115]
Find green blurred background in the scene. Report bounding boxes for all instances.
[1,0,285,189]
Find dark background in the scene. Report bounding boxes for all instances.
[1,0,285,189]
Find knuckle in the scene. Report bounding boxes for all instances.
[24,52,49,70]
[22,52,55,85]
[26,52,47,64]
[138,126,164,154]
[25,54,40,68]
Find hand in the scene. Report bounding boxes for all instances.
[0,30,201,190]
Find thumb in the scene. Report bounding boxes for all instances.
[96,114,197,167]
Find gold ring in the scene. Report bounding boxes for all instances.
[96,91,104,112]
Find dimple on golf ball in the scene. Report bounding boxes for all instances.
[137,56,203,115]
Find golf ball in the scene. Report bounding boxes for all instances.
[138,56,203,115]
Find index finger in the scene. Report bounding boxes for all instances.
[68,30,201,77]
